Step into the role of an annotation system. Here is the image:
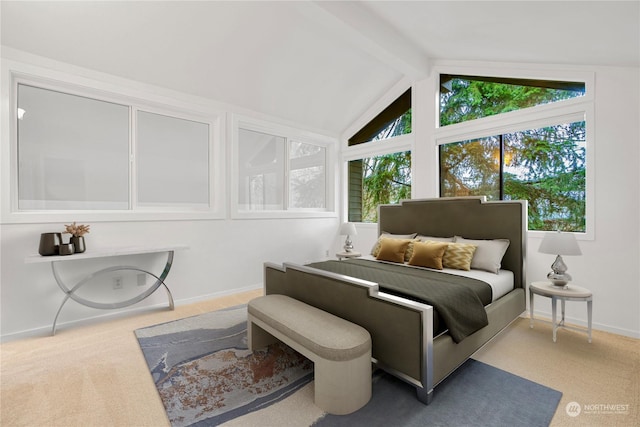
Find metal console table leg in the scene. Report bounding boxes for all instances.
[51,250,176,335]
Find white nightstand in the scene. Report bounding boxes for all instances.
[336,251,361,260]
[529,281,593,343]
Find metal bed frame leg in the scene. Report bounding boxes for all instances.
[416,387,433,404]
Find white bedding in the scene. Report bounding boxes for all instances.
[358,254,514,302]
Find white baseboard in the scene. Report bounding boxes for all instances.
[0,284,263,343]
[521,310,640,339]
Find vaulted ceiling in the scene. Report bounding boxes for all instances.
[2,1,638,137]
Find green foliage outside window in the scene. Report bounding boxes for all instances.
[440,76,583,126]
[440,76,586,232]
[349,108,412,223]
[352,151,411,223]
[373,109,412,140]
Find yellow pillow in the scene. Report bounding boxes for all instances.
[442,243,477,271]
[372,237,416,262]
[408,241,449,270]
[376,238,411,263]
[371,234,415,254]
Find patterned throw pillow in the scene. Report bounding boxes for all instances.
[408,241,449,270]
[376,238,412,263]
[442,242,477,271]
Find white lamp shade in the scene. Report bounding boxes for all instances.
[339,222,357,236]
[538,231,582,256]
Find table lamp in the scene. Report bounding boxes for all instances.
[538,231,582,287]
[339,222,357,252]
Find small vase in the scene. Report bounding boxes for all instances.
[70,236,86,253]
[59,243,75,255]
[39,232,62,256]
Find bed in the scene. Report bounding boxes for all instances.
[263,197,527,404]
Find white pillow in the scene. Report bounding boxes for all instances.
[454,236,510,274]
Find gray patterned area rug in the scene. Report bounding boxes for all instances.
[134,305,313,426]
[136,305,562,427]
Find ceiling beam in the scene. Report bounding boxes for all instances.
[301,1,430,80]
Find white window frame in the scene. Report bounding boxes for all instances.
[1,61,225,224]
[230,115,336,219]
[433,66,595,239]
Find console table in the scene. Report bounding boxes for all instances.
[25,245,188,335]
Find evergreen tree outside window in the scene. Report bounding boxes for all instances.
[349,151,411,223]
[440,75,584,126]
[439,75,587,232]
[349,89,411,145]
[347,89,412,222]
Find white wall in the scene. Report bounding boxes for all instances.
[0,51,341,340]
[2,52,638,340]
[1,218,339,339]
[348,60,640,338]
[525,64,640,338]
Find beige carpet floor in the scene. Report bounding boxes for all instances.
[1,288,638,427]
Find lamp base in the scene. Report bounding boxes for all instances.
[547,254,572,287]
[547,274,570,287]
[343,236,353,253]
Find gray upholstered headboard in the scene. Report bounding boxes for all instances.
[378,197,527,289]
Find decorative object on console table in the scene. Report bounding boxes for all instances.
[38,232,62,256]
[70,236,86,253]
[64,222,90,253]
[58,243,74,256]
[339,222,357,252]
[538,231,581,287]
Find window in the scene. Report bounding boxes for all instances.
[136,111,210,208]
[237,128,286,211]
[12,78,219,221]
[440,75,585,126]
[17,84,130,210]
[233,117,333,218]
[349,88,411,145]
[289,141,326,209]
[348,152,411,222]
[438,73,590,233]
[346,89,413,223]
[440,121,586,232]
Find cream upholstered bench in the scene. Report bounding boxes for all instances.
[247,294,372,415]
